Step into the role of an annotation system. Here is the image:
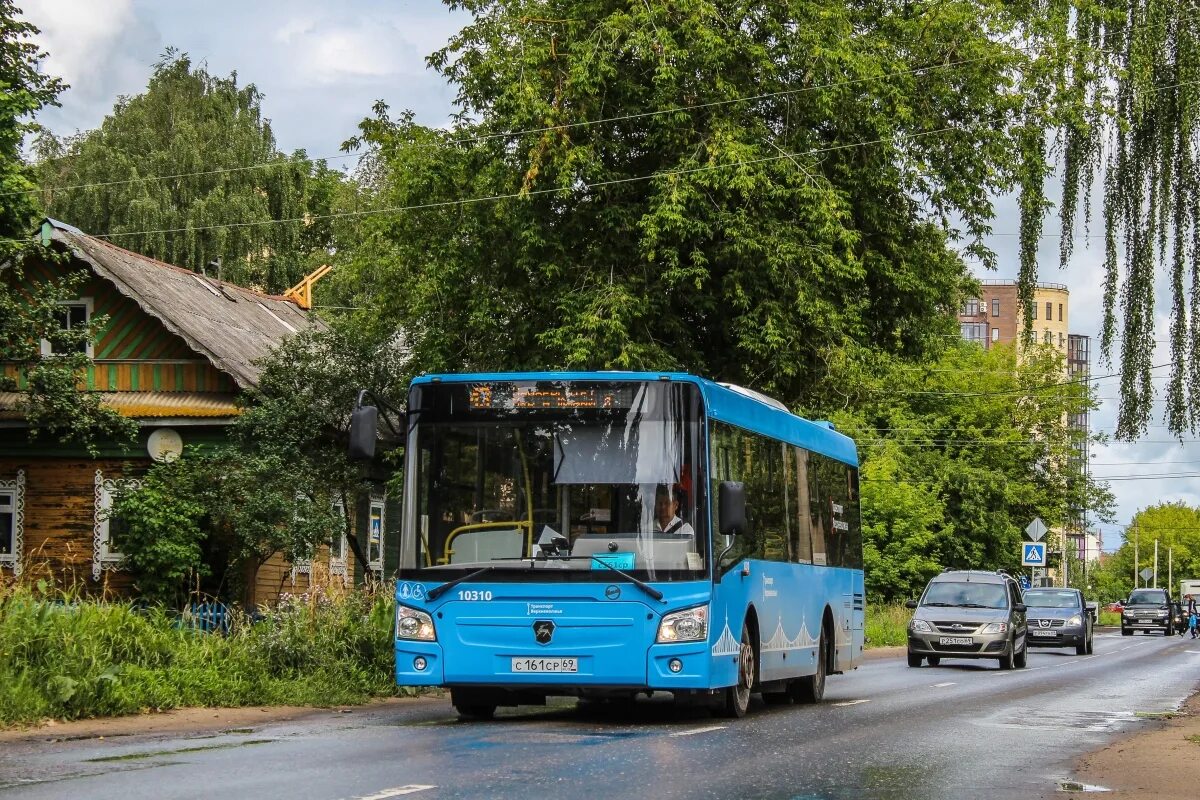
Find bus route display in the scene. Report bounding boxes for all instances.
[468,383,636,410]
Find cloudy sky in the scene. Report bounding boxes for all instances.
[20,0,1200,558]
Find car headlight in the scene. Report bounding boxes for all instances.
[657,605,708,643]
[980,622,1009,634]
[1123,612,1135,619]
[910,619,934,634]
[396,605,436,641]
[1066,614,1082,627]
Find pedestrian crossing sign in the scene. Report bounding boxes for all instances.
[1022,542,1046,566]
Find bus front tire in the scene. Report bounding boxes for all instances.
[790,630,827,703]
[454,704,496,721]
[718,623,755,718]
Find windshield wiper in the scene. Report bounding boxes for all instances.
[957,603,995,609]
[427,566,495,601]
[923,601,954,607]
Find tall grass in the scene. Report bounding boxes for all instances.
[866,603,911,647]
[0,582,406,727]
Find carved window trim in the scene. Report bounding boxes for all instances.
[0,470,26,577]
[93,470,140,580]
[367,495,385,576]
[329,499,348,580]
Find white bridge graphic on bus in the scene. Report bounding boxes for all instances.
[711,615,819,656]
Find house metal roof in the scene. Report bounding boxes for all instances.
[41,219,324,390]
[0,391,239,420]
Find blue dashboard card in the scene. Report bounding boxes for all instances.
[591,552,635,570]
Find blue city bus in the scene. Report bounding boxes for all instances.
[356,372,864,718]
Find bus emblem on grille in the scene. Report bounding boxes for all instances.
[534,620,555,645]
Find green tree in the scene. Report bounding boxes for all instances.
[0,1,135,453]
[116,317,408,603]
[1094,503,1200,602]
[333,2,994,399]
[818,341,1113,601]
[32,51,339,293]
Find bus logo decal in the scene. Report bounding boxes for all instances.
[604,585,621,600]
[534,620,555,645]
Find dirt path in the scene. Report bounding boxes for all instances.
[1050,691,1200,798]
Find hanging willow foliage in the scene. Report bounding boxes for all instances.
[1040,0,1200,438]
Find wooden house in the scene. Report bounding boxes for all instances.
[0,219,397,605]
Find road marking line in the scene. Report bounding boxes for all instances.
[356,786,437,799]
[1186,650,1200,655]
[670,725,726,737]
[833,699,870,707]
[932,682,956,688]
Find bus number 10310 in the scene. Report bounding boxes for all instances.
[458,589,493,601]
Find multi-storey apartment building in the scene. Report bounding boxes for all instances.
[957,280,1093,577]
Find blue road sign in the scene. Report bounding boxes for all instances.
[1019,574,1031,590]
[1022,542,1046,566]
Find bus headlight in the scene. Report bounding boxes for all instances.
[657,606,708,643]
[396,605,436,641]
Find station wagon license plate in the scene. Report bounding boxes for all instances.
[511,657,578,673]
[938,637,973,646]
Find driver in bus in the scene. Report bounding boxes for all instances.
[653,483,694,537]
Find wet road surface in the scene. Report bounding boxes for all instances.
[2,631,1198,799]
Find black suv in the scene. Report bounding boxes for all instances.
[1121,588,1174,635]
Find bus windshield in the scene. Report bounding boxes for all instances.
[401,380,705,580]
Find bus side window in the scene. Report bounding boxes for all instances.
[808,459,829,566]
[792,447,814,564]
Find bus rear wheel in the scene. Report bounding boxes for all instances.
[717,623,755,718]
[790,629,827,704]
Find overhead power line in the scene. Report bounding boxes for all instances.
[15,10,1197,202]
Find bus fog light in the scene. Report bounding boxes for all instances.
[413,656,428,671]
[669,658,683,673]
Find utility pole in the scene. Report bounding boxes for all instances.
[1134,526,1139,588]
[1153,539,1159,588]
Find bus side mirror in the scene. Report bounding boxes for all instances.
[718,481,747,536]
[348,404,379,461]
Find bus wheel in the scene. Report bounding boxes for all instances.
[790,630,827,704]
[718,623,755,718]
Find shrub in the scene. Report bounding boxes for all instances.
[0,582,404,726]
[866,603,910,647]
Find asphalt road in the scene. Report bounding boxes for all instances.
[3,631,1198,800]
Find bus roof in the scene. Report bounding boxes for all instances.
[412,371,858,467]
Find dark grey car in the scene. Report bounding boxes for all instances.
[1023,587,1093,655]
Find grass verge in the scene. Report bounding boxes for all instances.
[0,583,406,727]
[866,603,910,648]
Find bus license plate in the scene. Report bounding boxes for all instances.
[511,657,578,673]
[938,637,973,646]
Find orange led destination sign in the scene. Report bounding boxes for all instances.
[468,383,634,410]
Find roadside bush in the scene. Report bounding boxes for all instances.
[0,582,405,727]
[866,603,910,647]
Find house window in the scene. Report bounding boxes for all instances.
[368,499,385,573]
[962,299,980,316]
[991,299,1000,317]
[1043,330,1052,344]
[1032,303,1037,320]
[330,499,348,579]
[1058,303,1063,322]
[0,471,24,576]
[1045,301,1052,320]
[94,470,140,580]
[1059,332,1065,348]
[991,327,999,342]
[41,298,94,357]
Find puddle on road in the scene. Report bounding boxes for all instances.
[983,709,1137,732]
[1059,780,1112,792]
[85,738,273,762]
